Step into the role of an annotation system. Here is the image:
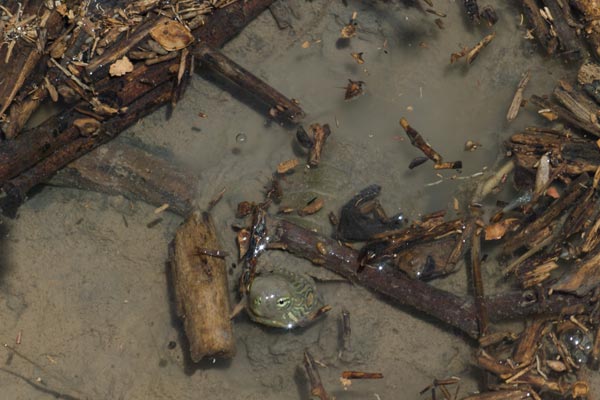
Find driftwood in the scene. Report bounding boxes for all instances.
[51,138,197,216]
[520,0,559,56]
[541,0,583,60]
[399,118,462,170]
[506,71,530,122]
[264,215,592,339]
[193,44,304,123]
[569,0,600,59]
[0,0,283,213]
[169,211,235,361]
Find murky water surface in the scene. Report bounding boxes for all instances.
[0,1,591,399]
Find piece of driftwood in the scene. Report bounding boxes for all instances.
[520,0,559,56]
[169,211,235,361]
[51,138,196,216]
[553,81,600,131]
[471,223,488,336]
[0,0,277,211]
[264,215,592,339]
[569,0,600,59]
[541,0,583,60]
[0,80,173,214]
[512,318,547,365]
[399,118,462,170]
[502,174,589,254]
[506,71,530,122]
[193,44,305,123]
[462,390,531,400]
[530,95,600,137]
[552,246,600,295]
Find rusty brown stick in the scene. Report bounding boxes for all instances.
[399,118,461,170]
[303,350,332,400]
[193,43,305,123]
[266,215,592,339]
[471,223,488,336]
[341,371,383,379]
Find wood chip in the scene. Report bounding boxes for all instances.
[109,55,134,77]
[150,19,194,52]
[277,158,299,174]
[298,197,324,216]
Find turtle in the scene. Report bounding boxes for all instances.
[246,268,326,329]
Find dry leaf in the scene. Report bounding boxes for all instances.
[109,56,134,77]
[301,41,310,48]
[150,19,194,52]
[344,79,365,100]
[351,52,364,64]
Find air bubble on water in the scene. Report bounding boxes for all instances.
[236,133,247,143]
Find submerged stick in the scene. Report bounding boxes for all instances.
[193,43,305,123]
[169,212,236,361]
[303,350,332,400]
[399,118,462,170]
[506,71,530,122]
[266,216,591,339]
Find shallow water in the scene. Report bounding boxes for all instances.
[0,0,594,399]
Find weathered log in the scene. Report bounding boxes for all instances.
[169,211,235,361]
[193,44,305,123]
[0,81,173,214]
[553,81,600,130]
[51,138,197,216]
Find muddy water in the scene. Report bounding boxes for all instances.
[0,1,592,399]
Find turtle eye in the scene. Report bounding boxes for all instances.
[276,297,290,308]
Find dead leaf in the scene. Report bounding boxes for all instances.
[351,52,364,64]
